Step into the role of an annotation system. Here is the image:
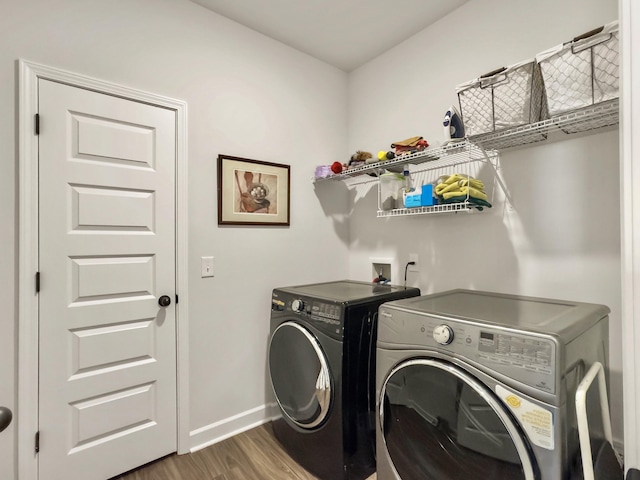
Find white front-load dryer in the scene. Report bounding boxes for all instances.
[375,289,610,480]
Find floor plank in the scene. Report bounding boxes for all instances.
[114,422,376,480]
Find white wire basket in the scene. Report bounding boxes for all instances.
[536,21,619,118]
[456,59,547,137]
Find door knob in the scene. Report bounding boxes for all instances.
[0,407,12,433]
[158,295,171,307]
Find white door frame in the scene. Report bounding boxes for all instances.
[621,0,640,474]
[18,60,190,480]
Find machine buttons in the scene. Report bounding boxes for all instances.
[433,324,454,345]
[292,299,305,312]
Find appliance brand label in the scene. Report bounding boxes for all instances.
[496,385,554,450]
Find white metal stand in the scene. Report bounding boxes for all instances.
[575,361,622,480]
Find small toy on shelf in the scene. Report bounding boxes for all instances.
[314,165,333,179]
[330,161,344,174]
[347,150,374,168]
[377,150,396,161]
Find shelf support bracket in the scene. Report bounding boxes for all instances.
[475,145,514,210]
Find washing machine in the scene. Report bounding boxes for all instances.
[269,280,420,480]
[375,289,610,480]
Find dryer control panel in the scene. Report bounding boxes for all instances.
[309,302,342,327]
[476,329,555,392]
[378,310,558,394]
[441,321,556,394]
[272,293,344,339]
[439,321,556,394]
[478,330,552,375]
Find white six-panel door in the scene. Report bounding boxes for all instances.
[37,78,177,480]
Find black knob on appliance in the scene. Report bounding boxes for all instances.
[158,295,172,307]
[0,407,12,433]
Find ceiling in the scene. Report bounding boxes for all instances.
[189,0,470,72]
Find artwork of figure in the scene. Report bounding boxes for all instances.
[234,169,278,214]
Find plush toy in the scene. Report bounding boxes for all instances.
[350,150,373,164]
[348,150,375,168]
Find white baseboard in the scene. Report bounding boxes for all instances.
[189,403,281,453]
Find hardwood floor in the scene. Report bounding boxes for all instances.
[114,422,377,480]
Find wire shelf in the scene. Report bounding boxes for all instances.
[314,99,618,185]
[468,98,619,151]
[314,141,485,183]
[377,202,476,217]
[316,98,618,219]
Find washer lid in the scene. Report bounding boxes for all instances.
[383,289,610,341]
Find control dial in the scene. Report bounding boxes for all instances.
[433,324,454,345]
[291,299,305,312]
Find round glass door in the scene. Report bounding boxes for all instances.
[269,321,332,429]
[380,359,537,480]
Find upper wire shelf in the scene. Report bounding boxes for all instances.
[313,99,619,183]
[314,142,485,183]
[469,98,619,151]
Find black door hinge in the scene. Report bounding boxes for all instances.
[35,272,40,293]
[35,431,40,453]
[35,114,40,135]
[175,294,179,304]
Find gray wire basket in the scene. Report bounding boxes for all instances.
[536,21,619,117]
[456,60,547,137]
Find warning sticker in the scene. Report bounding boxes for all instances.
[496,385,554,450]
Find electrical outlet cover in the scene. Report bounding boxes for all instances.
[409,254,419,272]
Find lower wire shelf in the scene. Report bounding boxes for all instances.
[377,202,476,217]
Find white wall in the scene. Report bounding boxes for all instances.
[347,0,623,446]
[0,0,626,477]
[0,0,350,477]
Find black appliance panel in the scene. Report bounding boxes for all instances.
[270,281,420,480]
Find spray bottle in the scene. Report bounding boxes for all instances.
[398,164,414,207]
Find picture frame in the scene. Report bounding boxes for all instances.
[217,154,291,226]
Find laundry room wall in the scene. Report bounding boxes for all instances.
[0,0,349,476]
[346,0,623,448]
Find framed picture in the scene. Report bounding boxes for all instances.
[217,154,290,226]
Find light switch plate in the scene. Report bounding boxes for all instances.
[201,256,214,277]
